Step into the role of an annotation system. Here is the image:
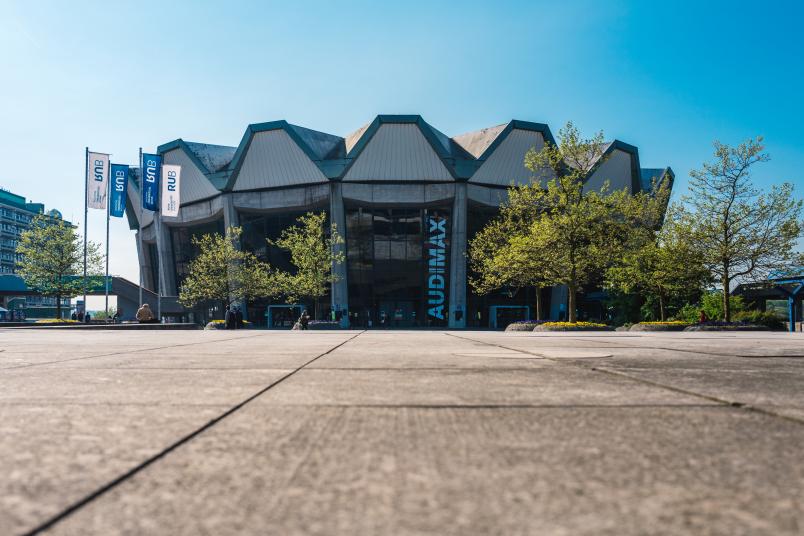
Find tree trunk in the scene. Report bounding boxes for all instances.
[658,293,665,322]
[56,293,61,319]
[314,297,319,320]
[568,284,577,323]
[534,287,542,321]
[723,274,731,322]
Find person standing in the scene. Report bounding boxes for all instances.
[235,306,244,329]
[225,305,235,330]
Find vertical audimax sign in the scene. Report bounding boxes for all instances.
[86,152,110,209]
[109,164,128,218]
[426,212,449,323]
[141,153,161,211]
[160,164,181,217]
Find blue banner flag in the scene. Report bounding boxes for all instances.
[142,153,161,211]
[109,164,128,218]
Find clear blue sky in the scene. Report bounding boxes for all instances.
[1,0,802,282]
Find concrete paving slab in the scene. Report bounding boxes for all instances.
[0,368,291,405]
[311,331,542,369]
[0,330,271,369]
[257,367,711,407]
[43,334,354,371]
[50,406,804,536]
[2,330,803,535]
[0,403,229,534]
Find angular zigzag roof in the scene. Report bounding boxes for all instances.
[150,115,667,200]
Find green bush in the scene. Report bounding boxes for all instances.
[700,291,744,320]
[673,292,745,322]
[733,310,785,330]
[673,303,700,323]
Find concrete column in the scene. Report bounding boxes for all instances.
[155,217,177,297]
[135,231,148,293]
[222,194,247,319]
[549,285,568,321]
[330,182,349,328]
[448,182,467,329]
[222,193,240,231]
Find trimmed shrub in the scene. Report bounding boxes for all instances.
[533,321,613,331]
[629,321,689,332]
[683,323,768,332]
[732,310,785,330]
[505,320,548,332]
[204,319,252,330]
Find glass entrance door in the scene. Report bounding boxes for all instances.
[377,299,419,328]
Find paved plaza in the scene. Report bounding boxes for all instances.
[1,329,803,535]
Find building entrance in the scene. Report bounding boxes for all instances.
[345,206,451,329]
[377,299,420,328]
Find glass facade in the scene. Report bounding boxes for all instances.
[239,211,310,271]
[148,243,160,294]
[465,204,549,328]
[346,206,450,328]
[157,203,556,329]
[239,210,318,326]
[170,220,225,290]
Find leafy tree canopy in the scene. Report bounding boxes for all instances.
[470,121,668,323]
[674,137,803,320]
[270,212,344,317]
[178,226,274,308]
[16,214,103,318]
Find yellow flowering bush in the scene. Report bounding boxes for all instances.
[35,319,79,324]
[541,321,608,328]
[534,321,612,331]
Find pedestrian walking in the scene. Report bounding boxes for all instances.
[235,307,244,329]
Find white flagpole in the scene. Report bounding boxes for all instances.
[83,147,88,320]
[138,148,143,309]
[156,214,162,323]
[104,163,110,321]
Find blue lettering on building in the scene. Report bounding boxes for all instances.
[426,216,448,320]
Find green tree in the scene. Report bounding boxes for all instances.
[16,214,103,319]
[468,187,554,320]
[605,222,710,321]
[271,212,345,319]
[520,122,664,322]
[676,138,803,321]
[178,226,274,309]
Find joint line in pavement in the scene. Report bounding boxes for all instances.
[22,330,364,536]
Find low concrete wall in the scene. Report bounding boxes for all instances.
[2,323,201,330]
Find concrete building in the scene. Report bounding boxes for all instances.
[0,188,72,318]
[126,116,672,328]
